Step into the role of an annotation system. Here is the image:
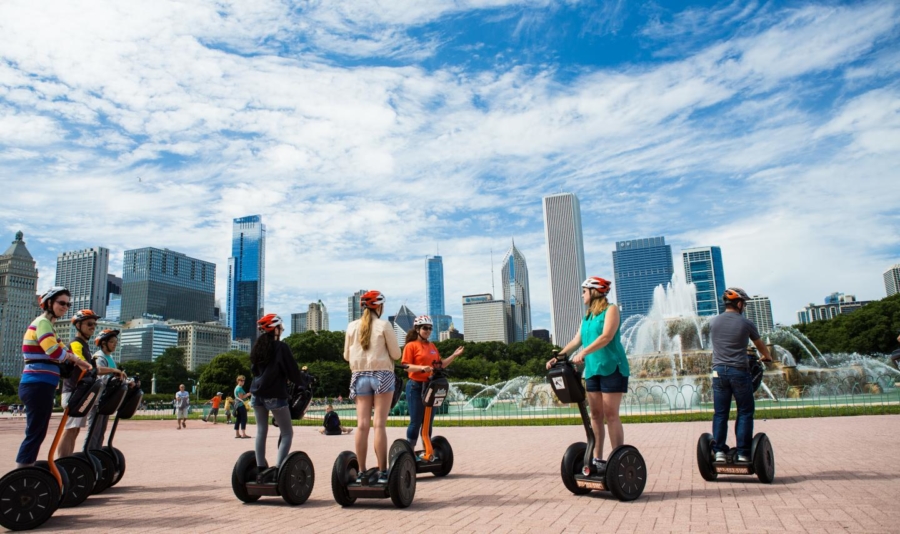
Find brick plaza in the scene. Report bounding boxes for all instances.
[1,414,898,533]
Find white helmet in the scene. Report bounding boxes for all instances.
[413,315,433,327]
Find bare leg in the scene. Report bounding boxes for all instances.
[601,392,624,450]
[57,428,80,458]
[372,392,392,472]
[587,392,606,460]
[355,395,373,472]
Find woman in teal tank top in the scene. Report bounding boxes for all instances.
[546,276,629,475]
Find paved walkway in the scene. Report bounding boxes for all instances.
[1,415,898,533]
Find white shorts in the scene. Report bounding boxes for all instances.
[61,392,87,429]
[176,407,189,419]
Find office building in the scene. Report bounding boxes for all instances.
[797,294,874,324]
[106,273,122,299]
[227,215,266,343]
[542,193,587,349]
[883,264,900,296]
[681,246,726,316]
[291,312,308,335]
[744,296,774,335]
[121,247,216,323]
[119,321,178,362]
[439,323,464,341]
[171,322,232,371]
[613,237,674,321]
[347,289,367,323]
[425,256,451,341]
[105,294,122,321]
[462,294,508,343]
[431,314,452,340]
[531,329,551,343]
[0,231,40,377]
[391,305,416,348]
[501,241,532,343]
[231,338,251,353]
[55,247,109,320]
[306,300,329,332]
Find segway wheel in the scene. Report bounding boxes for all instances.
[331,451,358,507]
[431,436,454,477]
[73,452,100,491]
[90,449,117,494]
[231,451,261,503]
[57,455,95,508]
[104,447,126,487]
[0,468,61,532]
[696,433,718,482]
[752,433,775,484]
[560,442,591,495]
[388,451,416,509]
[34,461,69,506]
[278,452,315,505]
[389,439,414,463]
[605,445,647,502]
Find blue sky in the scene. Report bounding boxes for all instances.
[1,0,898,334]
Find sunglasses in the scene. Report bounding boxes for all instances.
[55,301,72,307]
[83,322,97,328]
[420,326,433,331]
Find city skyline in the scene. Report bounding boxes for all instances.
[2,2,898,332]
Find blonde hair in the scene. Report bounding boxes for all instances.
[236,375,245,383]
[587,290,610,317]
[359,308,375,351]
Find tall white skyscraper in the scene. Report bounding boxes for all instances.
[884,264,900,297]
[501,241,532,343]
[542,193,586,346]
[55,247,109,320]
[744,295,774,334]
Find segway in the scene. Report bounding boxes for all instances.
[331,369,416,508]
[102,375,144,487]
[82,374,128,494]
[548,353,647,502]
[0,368,101,531]
[393,362,454,477]
[696,351,775,484]
[232,373,316,505]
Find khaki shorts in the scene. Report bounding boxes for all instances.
[61,392,87,429]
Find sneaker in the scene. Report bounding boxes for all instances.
[737,454,751,463]
[355,471,364,484]
[592,458,607,475]
[256,467,277,485]
[377,471,389,484]
[714,452,727,463]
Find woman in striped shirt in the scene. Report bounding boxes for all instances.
[343,290,402,484]
[17,287,92,467]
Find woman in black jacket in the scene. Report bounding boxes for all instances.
[250,314,304,483]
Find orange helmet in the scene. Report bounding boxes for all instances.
[582,277,611,294]
[360,290,385,310]
[723,287,750,303]
[257,314,283,333]
[71,309,100,324]
[95,329,120,346]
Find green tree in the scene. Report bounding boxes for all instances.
[119,360,156,382]
[298,361,352,399]
[153,347,193,394]
[198,351,251,398]
[796,294,900,354]
[284,330,345,363]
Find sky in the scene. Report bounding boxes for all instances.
[1,0,898,335]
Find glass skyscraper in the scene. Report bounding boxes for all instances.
[121,247,216,323]
[426,256,451,341]
[55,247,109,320]
[612,237,674,321]
[227,215,266,342]
[501,241,531,343]
[682,246,726,316]
[543,193,586,346]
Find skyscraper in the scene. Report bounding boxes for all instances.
[227,215,266,343]
[884,264,900,297]
[0,232,40,377]
[461,294,507,343]
[121,247,216,323]
[347,289,367,323]
[391,304,417,348]
[425,256,451,341]
[613,237,674,321]
[119,321,178,363]
[681,246,727,316]
[543,193,586,347]
[744,295,774,334]
[501,241,532,343]
[171,321,232,371]
[55,247,109,319]
[306,300,329,332]
[291,312,308,334]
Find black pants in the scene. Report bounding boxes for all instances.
[234,404,248,430]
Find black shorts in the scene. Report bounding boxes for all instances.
[585,367,629,393]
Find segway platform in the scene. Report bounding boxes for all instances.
[697,432,775,483]
[331,439,417,507]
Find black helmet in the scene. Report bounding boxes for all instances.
[722,287,750,304]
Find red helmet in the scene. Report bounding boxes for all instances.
[723,287,750,303]
[413,315,432,327]
[360,290,385,310]
[71,309,100,324]
[581,277,611,294]
[257,314,283,333]
[95,329,120,346]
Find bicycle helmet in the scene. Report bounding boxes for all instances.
[71,309,100,324]
[360,290,385,310]
[95,329,120,346]
[39,286,70,310]
[581,276,611,294]
[257,313,283,332]
[413,315,433,327]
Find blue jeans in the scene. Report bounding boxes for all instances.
[712,365,754,456]
[406,380,434,446]
[17,382,57,465]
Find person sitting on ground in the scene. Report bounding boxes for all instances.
[319,404,353,435]
[203,393,223,424]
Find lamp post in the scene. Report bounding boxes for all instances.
[188,378,196,401]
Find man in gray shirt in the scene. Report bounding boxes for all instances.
[709,287,772,463]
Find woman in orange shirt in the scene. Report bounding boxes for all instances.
[402,316,463,447]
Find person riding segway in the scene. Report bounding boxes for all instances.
[546,276,647,501]
[231,314,315,505]
[331,290,416,508]
[696,287,776,484]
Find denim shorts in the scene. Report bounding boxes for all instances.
[585,367,629,393]
[350,371,395,398]
[253,396,288,410]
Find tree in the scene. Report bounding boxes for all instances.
[153,347,193,394]
[119,360,156,382]
[198,351,251,398]
[284,330,345,363]
[796,294,900,354]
